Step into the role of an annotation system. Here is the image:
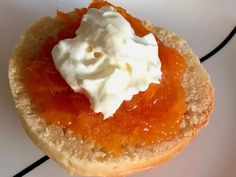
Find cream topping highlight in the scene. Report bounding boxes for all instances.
[52,6,162,118]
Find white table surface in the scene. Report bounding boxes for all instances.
[0,0,235,176]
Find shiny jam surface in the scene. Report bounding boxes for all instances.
[24,0,186,155]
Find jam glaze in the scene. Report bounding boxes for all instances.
[24,0,186,155]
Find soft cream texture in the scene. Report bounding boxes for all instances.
[52,6,162,118]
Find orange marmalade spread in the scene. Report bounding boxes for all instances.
[24,0,186,155]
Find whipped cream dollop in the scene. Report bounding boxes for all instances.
[52,6,162,118]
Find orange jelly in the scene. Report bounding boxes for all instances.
[24,0,186,155]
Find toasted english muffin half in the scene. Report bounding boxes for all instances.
[9,5,214,177]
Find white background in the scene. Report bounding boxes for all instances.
[0,0,235,176]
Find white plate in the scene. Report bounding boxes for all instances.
[0,0,235,176]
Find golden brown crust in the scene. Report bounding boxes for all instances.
[9,16,214,176]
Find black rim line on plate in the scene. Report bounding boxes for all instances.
[200,26,236,62]
[13,156,49,177]
[12,26,236,177]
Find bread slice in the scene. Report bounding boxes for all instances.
[8,11,214,177]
